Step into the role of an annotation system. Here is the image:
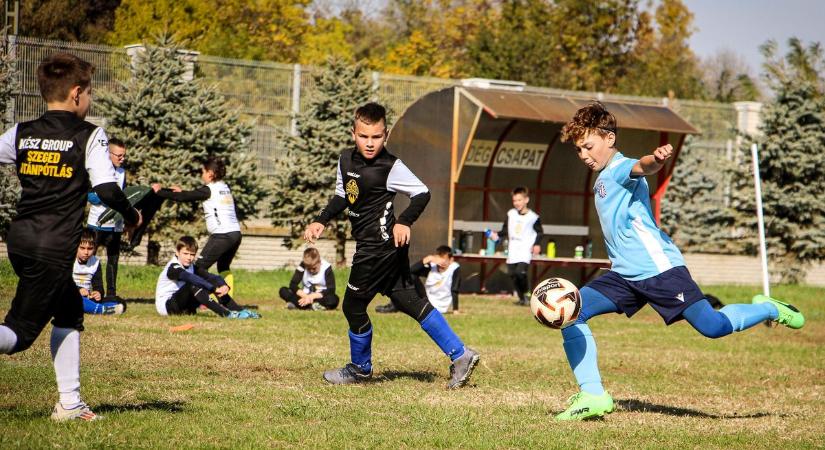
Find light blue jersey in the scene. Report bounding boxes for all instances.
[594,152,685,281]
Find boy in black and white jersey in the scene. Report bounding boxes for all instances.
[0,53,141,421]
[377,245,461,314]
[73,229,126,315]
[304,102,479,389]
[279,247,339,311]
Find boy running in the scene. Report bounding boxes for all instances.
[304,102,479,388]
[0,53,141,421]
[554,102,805,420]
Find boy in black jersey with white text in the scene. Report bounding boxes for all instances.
[0,53,141,421]
[304,103,479,388]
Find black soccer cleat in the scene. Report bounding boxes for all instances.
[447,347,480,389]
[323,363,373,385]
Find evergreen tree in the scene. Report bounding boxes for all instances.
[269,58,375,264]
[96,35,269,263]
[729,39,825,283]
[0,32,19,240]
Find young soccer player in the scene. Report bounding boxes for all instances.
[376,245,461,314]
[554,101,805,421]
[155,236,259,319]
[304,102,479,388]
[86,137,128,301]
[151,156,242,293]
[489,187,543,306]
[279,247,339,311]
[0,52,141,421]
[74,230,125,315]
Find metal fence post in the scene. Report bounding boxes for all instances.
[290,63,301,136]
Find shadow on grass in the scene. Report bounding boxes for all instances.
[124,297,259,310]
[376,370,437,383]
[95,399,186,414]
[617,399,780,419]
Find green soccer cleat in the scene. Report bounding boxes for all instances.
[555,391,614,421]
[752,295,805,329]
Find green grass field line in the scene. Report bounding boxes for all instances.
[1,261,823,448]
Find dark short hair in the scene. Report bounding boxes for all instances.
[37,52,94,103]
[176,236,198,252]
[303,247,320,265]
[561,101,618,144]
[512,186,529,197]
[108,137,126,149]
[435,245,453,257]
[353,102,387,128]
[79,229,97,247]
[203,156,226,181]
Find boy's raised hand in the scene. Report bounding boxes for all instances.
[653,144,673,163]
[304,222,325,244]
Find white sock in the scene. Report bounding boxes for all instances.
[0,325,17,354]
[50,327,82,408]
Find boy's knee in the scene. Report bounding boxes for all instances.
[342,296,370,332]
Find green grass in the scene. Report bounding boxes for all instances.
[1,260,823,448]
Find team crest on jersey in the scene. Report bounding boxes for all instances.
[346,179,359,204]
[595,180,607,198]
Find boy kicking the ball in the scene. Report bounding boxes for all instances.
[554,102,805,421]
[304,102,479,389]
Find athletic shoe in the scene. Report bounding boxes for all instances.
[752,295,805,329]
[242,309,262,319]
[311,303,327,311]
[50,402,101,422]
[104,302,126,315]
[447,347,480,389]
[285,302,298,310]
[375,302,398,313]
[555,391,614,421]
[227,310,255,319]
[323,363,372,385]
[514,296,529,306]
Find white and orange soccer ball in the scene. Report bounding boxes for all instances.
[530,277,582,329]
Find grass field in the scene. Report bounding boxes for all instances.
[1,261,823,449]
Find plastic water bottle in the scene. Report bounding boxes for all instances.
[585,240,593,259]
[546,241,556,258]
[574,245,584,260]
[484,229,496,255]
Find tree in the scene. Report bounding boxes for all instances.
[96,35,269,263]
[701,50,762,103]
[0,31,19,240]
[729,38,825,283]
[269,58,375,264]
[19,0,120,43]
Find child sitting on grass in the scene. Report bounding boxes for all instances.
[279,248,339,311]
[74,230,125,315]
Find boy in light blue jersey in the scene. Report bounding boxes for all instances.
[554,102,805,421]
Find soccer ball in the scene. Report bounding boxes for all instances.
[530,277,582,329]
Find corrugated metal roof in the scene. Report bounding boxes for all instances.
[463,87,699,134]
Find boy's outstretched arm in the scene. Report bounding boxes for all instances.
[632,144,673,176]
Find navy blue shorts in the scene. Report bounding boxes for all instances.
[585,266,704,325]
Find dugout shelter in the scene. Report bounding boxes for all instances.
[386,82,699,291]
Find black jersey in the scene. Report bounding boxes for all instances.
[0,111,121,268]
[315,148,430,249]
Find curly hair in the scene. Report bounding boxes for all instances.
[560,101,617,144]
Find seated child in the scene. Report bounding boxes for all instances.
[155,236,260,319]
[279,247,339,311]
[73,230,125,315]
[377,245,461,314]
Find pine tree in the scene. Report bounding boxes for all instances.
[269,58,375,264]
[96,35,269,263]
[729,39,825,283]
[0,33,20,240]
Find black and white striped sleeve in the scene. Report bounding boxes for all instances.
[388,159,430,226]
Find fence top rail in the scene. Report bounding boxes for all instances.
[198,54,294,70]
[12,35,125,54]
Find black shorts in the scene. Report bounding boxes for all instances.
[196,231,242,271]
[165,284,201,315]
[585,266,704,325]
[2,253,84,353]
[347,243,415,299]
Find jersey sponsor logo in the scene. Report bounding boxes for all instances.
[676,292,685,302]
[346,283,360,291]
[346,179,359,204]
[595,180,607,198]
[346,171,361,178]
[19,137,74,152]
[347,210,361,218]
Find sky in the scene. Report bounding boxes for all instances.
[687,0,825,73]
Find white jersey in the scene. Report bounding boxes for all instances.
[73,256,100,290]
[87,166,126,231]
[298,259,332,293]
[424,262,460,313]
[155,256,194,315]
[203,181,240,234]
[505,208,540,264]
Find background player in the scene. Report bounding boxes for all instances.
[74,229,125,315]
[0,52,141,421]
[304,102,479,389]
[554,101,805,421]
[279,247,339,311]
[377,245,461,314]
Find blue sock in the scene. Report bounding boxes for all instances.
[82,296,104,314]
[420,310,465,361]
[720,303,777,332]
[561,323,604,395]
[349,327,373,373]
